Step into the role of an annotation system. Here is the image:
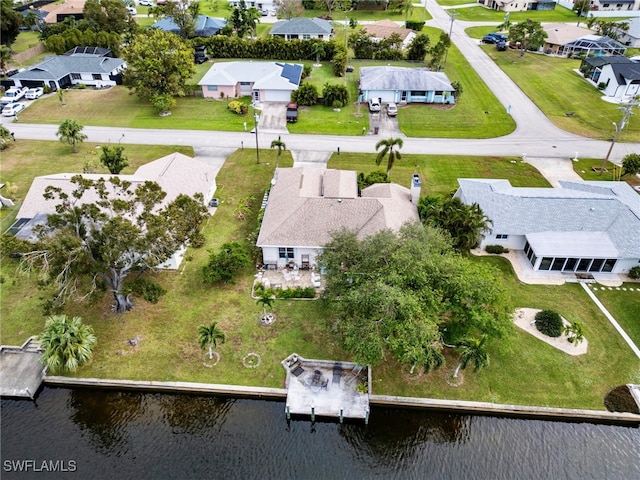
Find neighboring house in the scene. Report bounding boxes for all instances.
[39,0,86,23]
[588,0,640,11]
[150,15,227,37]
[270,17,333,40]
[228,0,274,11]
[20,9,48,29]
[597,62,640,101]
[557,35,627,57]
[454,179,640,275]
[359,66,455,104]
[10,51,125,90]
[256,168,421,269]
[9,153,217,270]
[615,17,640,47]
[362,20,416,49]
[198,61,302,103]
[479,0,557,12]
[542,24,594,54]
[580,55,636,82]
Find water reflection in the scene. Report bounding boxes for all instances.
[69,389,146,452]
[158,393,234,435]
[339,407,470,460]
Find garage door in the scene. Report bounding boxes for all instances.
[263,90,291,102]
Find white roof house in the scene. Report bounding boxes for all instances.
[270,17,333,40]
[256,168,421,269]
[11,153,217,269]
[198,61,302,102]
[359,66,455,105]
[455,179,640,275]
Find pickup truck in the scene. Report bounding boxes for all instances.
[1,87,28,105]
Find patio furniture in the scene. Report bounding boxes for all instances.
[345,364,365,385]
[301,255,310,270]
[332,363,343,386]
[311,273,322,288]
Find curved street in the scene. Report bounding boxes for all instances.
[3,2,638,160]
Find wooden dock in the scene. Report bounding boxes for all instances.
[0,337,46,399]
[282,353,370,423]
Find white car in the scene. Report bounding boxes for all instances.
[127,6,137,14]
[2,103,26,116]
[368,97,381,113]
[25,87,44,100]
[139,0,153,5]
[1,87,27,105]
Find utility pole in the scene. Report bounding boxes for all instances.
[600,100,637,175]
[443,11,458,65]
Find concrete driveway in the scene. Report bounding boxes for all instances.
[369,108,403,137]
[257,102,288,134]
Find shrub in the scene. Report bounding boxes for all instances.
[202,241,250,284]
[227,100,248,115]
[604,385,640,414]
[406,21,426,31]
[597,82,606,90]
[127,277,167,304]
[535,310,563,337]
[629,266,640,279]
[291,83,318,106]
[276,286,315,299]
[321,83,348,107]
[486,244,508,254]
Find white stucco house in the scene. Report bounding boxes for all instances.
[359,66,456,104]
[597,62,640,102]
[9,153,217,270]
[256,168,422,269]
[9,51,125,90]
[615,18,640,47]
[455,179,640,275]
[198,61,303,103]
[270,17,333,40]
[479,0,557,12]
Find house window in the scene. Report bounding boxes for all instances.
[92,74,101,80]
[496,234,508,239]
[551,258,566,271]
[240,82,251,86]
[434,91,444,96]
[539,257,552,270]
[71,73,81,80]
[207,85,218,91]
[410,90,426,96]
[278,247,294,259]
[577,258,592,271]
[563,258,578,271]
[602,259,616,272]
[303,34,310,40]
[589,259,605,272]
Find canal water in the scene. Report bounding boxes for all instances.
[2,387,639,480]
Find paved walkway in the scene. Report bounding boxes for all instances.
[525,157,583,187]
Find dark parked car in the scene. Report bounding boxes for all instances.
[496,41,507,51]
[194,46,208,64]
[286,103,298,123]
[482,33,508,44]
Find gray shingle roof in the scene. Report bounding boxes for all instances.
[360,66,454,92]
[257,168,419,248]
[456,179,640,258]
[11,55,125,82]
[270,17,332,36]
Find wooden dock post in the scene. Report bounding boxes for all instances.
[339,408,343,423]
[285,405,290,420]
[365,408,369,425]
[311,406,315,422]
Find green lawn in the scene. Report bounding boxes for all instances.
[484,48,640,141]
[465,25,504,40]
[301,8,431,22]
[573,158,640,189]
[9,31,41,53]
[328,153,550,194]
[591,284,640,346]
[1,143,638,408]
[453,5,578,22]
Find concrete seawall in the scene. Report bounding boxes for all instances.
[44,376,640,426]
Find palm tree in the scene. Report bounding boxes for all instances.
[270,136,286,169]
[39,315,97,373]
[453,335,489,379]
[563,321,585,345]
[375,137,403,176]
[56,119,87,153]
[256,291,274,318]
[198,321,226,360]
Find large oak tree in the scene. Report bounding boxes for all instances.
[21,175,208,313]
[123,29,195,113]
[317,223,512,370]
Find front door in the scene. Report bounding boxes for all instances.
[400,91,407,102]
[253,90,260,104]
